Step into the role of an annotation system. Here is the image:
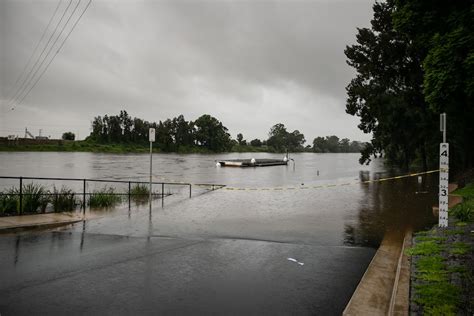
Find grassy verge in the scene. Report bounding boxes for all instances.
[406,182,474,315]
[0,141,220,154]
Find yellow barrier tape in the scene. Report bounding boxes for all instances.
[220,169,440,192]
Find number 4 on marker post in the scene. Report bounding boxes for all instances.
[439,113,449,228]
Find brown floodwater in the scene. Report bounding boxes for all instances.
[0,152,438,247]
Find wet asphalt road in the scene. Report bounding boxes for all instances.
[0,230,374,315]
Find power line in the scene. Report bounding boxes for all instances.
[16,0,92,106]
[6,0,63,102]
[7,0,74,107]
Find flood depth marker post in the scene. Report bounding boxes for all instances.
[149,128,155,212]
[439,113,449,227]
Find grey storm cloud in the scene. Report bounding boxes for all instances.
[0,0,374,142]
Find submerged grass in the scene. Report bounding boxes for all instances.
[0,188,19,215]
[0,183,50,214]
[88,187,122,208]
[130,184,150,198]
[52,186,77,212]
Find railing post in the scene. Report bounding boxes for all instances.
[128,181,131,209]
[161,183,164,208]
[83,179,86,215]
[19,177,23,215]
[189,184,192,198]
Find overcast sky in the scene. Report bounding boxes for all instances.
[1,0,374,142]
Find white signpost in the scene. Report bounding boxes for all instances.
[439,113,448,227]
[149,128,155,210]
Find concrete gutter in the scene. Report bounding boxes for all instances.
[343,229,405,315]
[344,182,463,316]
[388,229,412,316]
[0,213,85,234]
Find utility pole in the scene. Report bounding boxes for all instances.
[149,128,155,212]
[439,113,449,227]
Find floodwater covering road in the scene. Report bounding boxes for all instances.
[0,152,437,314]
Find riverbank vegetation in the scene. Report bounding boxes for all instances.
[346,1,473,173]
[1,111,366,154]
[0,183,157,215]
[88,187,122,208]
[407,182,474,315]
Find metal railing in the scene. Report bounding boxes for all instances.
[0,175,225,216]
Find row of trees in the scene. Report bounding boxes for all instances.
[87,111,365,153]
[346,0,473,172]
[88,111,233,152]
[313,136,366,153]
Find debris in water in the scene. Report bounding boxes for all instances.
[287,257,304,266]
[415,191,429,194]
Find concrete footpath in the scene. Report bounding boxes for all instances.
[0,213,84,233]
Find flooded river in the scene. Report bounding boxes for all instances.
[0,152,437,247]
[0,151,439,314]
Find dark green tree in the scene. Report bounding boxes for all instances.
[236,133,247,146]
[312,137,327,153]
[250,139,262,147]
[62,132,75,141]
[194,114,232,151]
[345,1,433,169]
[393,0,474,170]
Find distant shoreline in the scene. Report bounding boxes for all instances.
[0,141,362,154]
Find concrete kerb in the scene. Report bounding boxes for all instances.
[0,213,86,234]
[343,229,405,316]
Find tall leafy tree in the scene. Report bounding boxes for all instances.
[345,1,434,170]
[194,114,232,151]
[393,0,474,170]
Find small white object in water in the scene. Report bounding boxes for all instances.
[287,257,304,266]
[283,156,288,162]
[250,158,256,164]
[418,176,422,183]
[216,162,221,167]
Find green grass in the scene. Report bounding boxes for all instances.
[130,183,150,197]
[407,226,470,315]
[453,182,474,198]
[0,187,19,215]
[450,198,474,222]
[449,242,471,255]
[413,281,460,315]
[406,241,443,256]
[52,186,76,212]
[129,183,150,204]
[0,183,51,214]
[415,236,447,242]
[88,187,122,208]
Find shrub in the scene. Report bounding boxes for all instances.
[0,188,19,215]
[52,186,77,212]
[21,183,50,213]
[130,183,150,201]
[88,187,122,208]
[450,198,473,222]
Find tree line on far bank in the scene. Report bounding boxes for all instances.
[84,110,366,153]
